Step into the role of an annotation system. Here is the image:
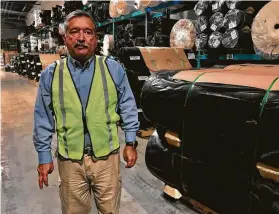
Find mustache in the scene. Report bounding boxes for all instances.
[73,42,89,48]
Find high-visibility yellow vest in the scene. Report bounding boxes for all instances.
[51,56,120,160]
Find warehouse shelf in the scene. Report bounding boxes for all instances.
[196,52,279,68]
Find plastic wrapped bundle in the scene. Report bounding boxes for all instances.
[103,35,114,56]
[195,33,208,50]
[142,68,279,214]
[64,1,83,15]
[195,16,208,34]
[209,12,224,32]
[208,31,223,48]
[170,19,196,49]
[194,0,209,16]
[223,9,253,30]
[252,1,279,60]
[125,24,145,39]
[210,0,226,13]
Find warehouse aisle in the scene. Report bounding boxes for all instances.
[1,70,197,214]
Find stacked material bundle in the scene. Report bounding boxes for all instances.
[89,2,110,23]
[142,64,279,214]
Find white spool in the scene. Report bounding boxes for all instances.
[103,35,114,56]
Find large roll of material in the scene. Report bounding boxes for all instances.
[103,35,114,56]
[195,33,208,50]
[109,0,120,18]
[116,0,137,15]
[170,19,196,49]
[208,31,223,48]
[195,16,208,34]
[209,12,224,32]
[223,9,253,30]
[252,1,279,60]
[194,0,209,16]
[210,0,227,13]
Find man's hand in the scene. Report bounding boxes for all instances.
[37,162,54,189]
[123,145,138,168]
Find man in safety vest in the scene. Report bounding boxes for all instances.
[33,10,139,214]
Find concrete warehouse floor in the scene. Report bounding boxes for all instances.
[1,69,198,214]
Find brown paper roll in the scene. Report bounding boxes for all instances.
[170,19,196,49]
[173,69,279,90]
[251,1,279,59]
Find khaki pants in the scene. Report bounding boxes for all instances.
[57,153,122,214]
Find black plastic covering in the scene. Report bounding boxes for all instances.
[209,12,224,32]
[195,33,208,50]
[208,31,223,48]
[195,16,208,34]
[143,71,279,214]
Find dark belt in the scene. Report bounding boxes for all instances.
[84,147,93,156]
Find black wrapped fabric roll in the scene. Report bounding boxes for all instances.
[40,10,51,26]
[148,17,178,36]
[195,33,208,50]
[94,3,110,22]
[226,0,242,10]
[210,0,227,13]
[209,12,224,32]
[63,1,83,15]
[195,16,208,34]
[222,29,240,49]
[222,28,253,50]
[194,0,209,16]
[51,5,64,23]
[223,9,253,30]
[208,31,223,48]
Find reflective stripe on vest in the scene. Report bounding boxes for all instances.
[52,56,120,160]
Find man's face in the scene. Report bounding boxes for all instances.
[63,16,97,62]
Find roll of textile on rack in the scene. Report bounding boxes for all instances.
[134,37,146,46]
[116,0,137,15]
[109,0,120,18]
[103,35,114,56]
[195,16,209,34]
[194,0,210,16]
[209,12,225,32]
[222,28,253,50]
[195,33,208,50]
[170,19,196,49]
[226,1,269,15]
[210,0,227,13]
[208,31,223,48]
[223,9,253,30]
[93,3,110,22]
[136,0,161,9]
[252,1,279,60]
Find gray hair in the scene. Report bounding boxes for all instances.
[59,10,96,35]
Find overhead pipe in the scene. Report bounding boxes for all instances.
[18,4,27,20]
